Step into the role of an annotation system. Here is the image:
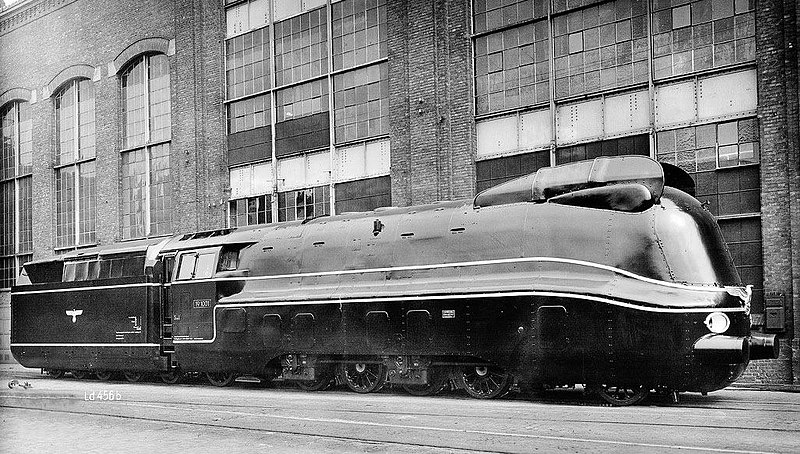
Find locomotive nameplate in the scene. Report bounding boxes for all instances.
[193,299,211,309]
[442,310,455,319]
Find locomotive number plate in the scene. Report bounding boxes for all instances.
[442,309,455,319]
[193,299,211,309]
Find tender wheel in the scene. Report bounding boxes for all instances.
[159,370,184,384]
[402,367,449,396]
[337,362,387,393]
[206,372,236,387]
[296,366,334,392]
[46,370,65,379]
[70,370,87,380]
[95,371,113,381]
[460,365,512,399]
[123,371,143,383]
[593,384,649,406]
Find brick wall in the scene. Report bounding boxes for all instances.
[0,0,227,261]
[389,0,474,206]
[0,291,10,363]
[742,0,799,384]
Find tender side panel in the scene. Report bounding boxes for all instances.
[11,280,163,371]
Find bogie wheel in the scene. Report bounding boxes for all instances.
[593,384,649,406]
[338,362,387,394]
[402,367,449,396]
[123,371,144,383]
[70,370,87,380]
[46,370,65,379]
[296,366,334,392]
[206,371,236,387]
[460,365,512,399]
[159,370,184,385]
[95,371,113,381]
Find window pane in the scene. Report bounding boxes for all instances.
[122,58,148,148]
[1,103,17,180]
[78,161,97,245]
[149,54,172,143]
[227,94,271,134]
[17,176,33,253]
[333,62,387,143]
[226,27,271,99]
[275,78,328,122]
[275,8,326,85]
[78,79,96,159]
[18,101,32,175]
[0,181,13,256]
[332,0,386,71]
[55,82,76,165]
[177,253,197,280]
[121,148,147,239]
[55,166,76,248]
[149,143,172,236]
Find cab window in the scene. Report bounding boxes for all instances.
[175,249,219,281]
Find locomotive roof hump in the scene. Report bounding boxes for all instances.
[474,155,665,208]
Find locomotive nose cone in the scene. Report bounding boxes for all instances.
[355,363,367,373]
[475,366,489,377]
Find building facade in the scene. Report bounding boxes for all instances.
[0,0,797,385]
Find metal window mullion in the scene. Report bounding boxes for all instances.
[326,0,336,215]
[646,0,657,159]
[73,81,81,246]
[144,56,152,236]
[13,103,20,255]
[269,8,279,223]
[547,7,557,167]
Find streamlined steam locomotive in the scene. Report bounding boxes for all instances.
[11,156,778,405]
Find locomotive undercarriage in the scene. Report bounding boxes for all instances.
[31,295,759,406]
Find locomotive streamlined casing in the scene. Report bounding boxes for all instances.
[10,156,775,401]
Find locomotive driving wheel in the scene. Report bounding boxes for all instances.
[296,365,334,392]
[402,367,449,396]
[592,384,649,406]
[460,365,512,399]
[206,371,236,387]
[338,362,387,393]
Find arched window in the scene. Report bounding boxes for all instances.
[0,100,33,288]
[54,78,96,248]
[120,53,172,239]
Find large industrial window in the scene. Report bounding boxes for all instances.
[473,0,548,34]
[556,134,649,165]
[656,117,758,172]
[278,185,330,222]
[476,150,550,193]
[652,0,755,79]
[333,62,388,144]
[54,79,97,248]
[331,0,387,71]
[552,0,649,99]
[226,27,271,99]
[229,194,272,227]
[474,19,550,114]
[0,100,33,289]
[275,78,330,156]
[276,78,329,122]
[120,54,172,239]
[227,94,270,134]
[274,6,328,86]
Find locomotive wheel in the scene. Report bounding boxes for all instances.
[123,371,143,383]
[338,362,387,393]
[460,365,512,399]
[159,370,184,384]
[95,371,113,381]
[46,370,65,379]
[296,366,334,392]
[594,384,649,406]
[206,371,236,387]
[70,370,87,380]
[402,368,449,396]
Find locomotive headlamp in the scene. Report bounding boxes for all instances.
[704,312,730,334]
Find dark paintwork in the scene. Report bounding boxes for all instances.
[10,157,769,395]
